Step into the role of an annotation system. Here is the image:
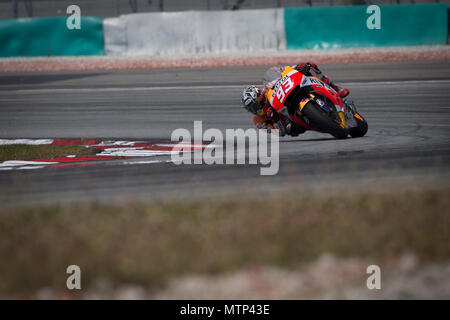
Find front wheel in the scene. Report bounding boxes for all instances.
[349,114,368,138]
[302,102,348,139]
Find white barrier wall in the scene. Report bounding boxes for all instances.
[103,9,286,56]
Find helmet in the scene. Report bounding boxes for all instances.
[241,85,263,115]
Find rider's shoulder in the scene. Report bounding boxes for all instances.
[283,65,297,73]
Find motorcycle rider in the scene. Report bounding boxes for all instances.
[241,62,349,136]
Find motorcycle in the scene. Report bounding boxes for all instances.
[264,66,368,139]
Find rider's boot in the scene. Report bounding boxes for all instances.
[283,117,306,137]
[273,121,286,137]
[338,88,350,98]
[322,76,349,98]
[330,82,349,98]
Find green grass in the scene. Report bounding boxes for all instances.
[0,144,93,162]
[0,186,449,297]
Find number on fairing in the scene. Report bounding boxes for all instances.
[276,77,294,104]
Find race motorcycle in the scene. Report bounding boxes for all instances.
[264,66,368,139]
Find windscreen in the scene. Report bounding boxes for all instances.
[263,66,284,88]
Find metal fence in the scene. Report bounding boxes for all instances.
[1,0,447,20]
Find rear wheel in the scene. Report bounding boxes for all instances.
[349,114,368,138]
[302,102,348,139]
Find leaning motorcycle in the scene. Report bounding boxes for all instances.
[264,67,368,139]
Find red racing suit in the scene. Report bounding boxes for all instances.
[253,62,347,136]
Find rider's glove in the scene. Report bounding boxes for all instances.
[296,62,320,75]
[321,75,350,98]
[296,62,310,74]
[265,106,276,120]
[321,75,330,84]
[308,63,321,74]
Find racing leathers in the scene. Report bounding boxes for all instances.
[253,62,349,136]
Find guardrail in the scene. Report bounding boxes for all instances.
[285,4,448,49]
[105,4,448,56]
[0,16,103,57]
[103,9,285,56]
[0,4,447,57]
[1,0,444,19]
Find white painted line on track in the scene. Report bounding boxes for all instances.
[343,79,450,86]
[123,160,163,165]
[0,160,58,170]
[18,166,48,170]
[93,140,144,146]
[0,139,54,145]
[2,79,450,95]
[3,85,244,94]
[97,149,176,157]
[155,143,216,148]
[0,160,59,167]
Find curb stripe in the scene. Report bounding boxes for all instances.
[0,139,210,171]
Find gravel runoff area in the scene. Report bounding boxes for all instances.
[32,254,450,299]
[0,46,449,73]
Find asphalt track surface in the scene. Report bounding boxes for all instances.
[1,61,449,207]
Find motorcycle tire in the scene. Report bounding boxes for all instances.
[302,102,348,139]
[349,114,368,138]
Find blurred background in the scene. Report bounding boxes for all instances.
[0,0,449,300]
[1,0,449,19]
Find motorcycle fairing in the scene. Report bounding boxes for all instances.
[264,65,349,131]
